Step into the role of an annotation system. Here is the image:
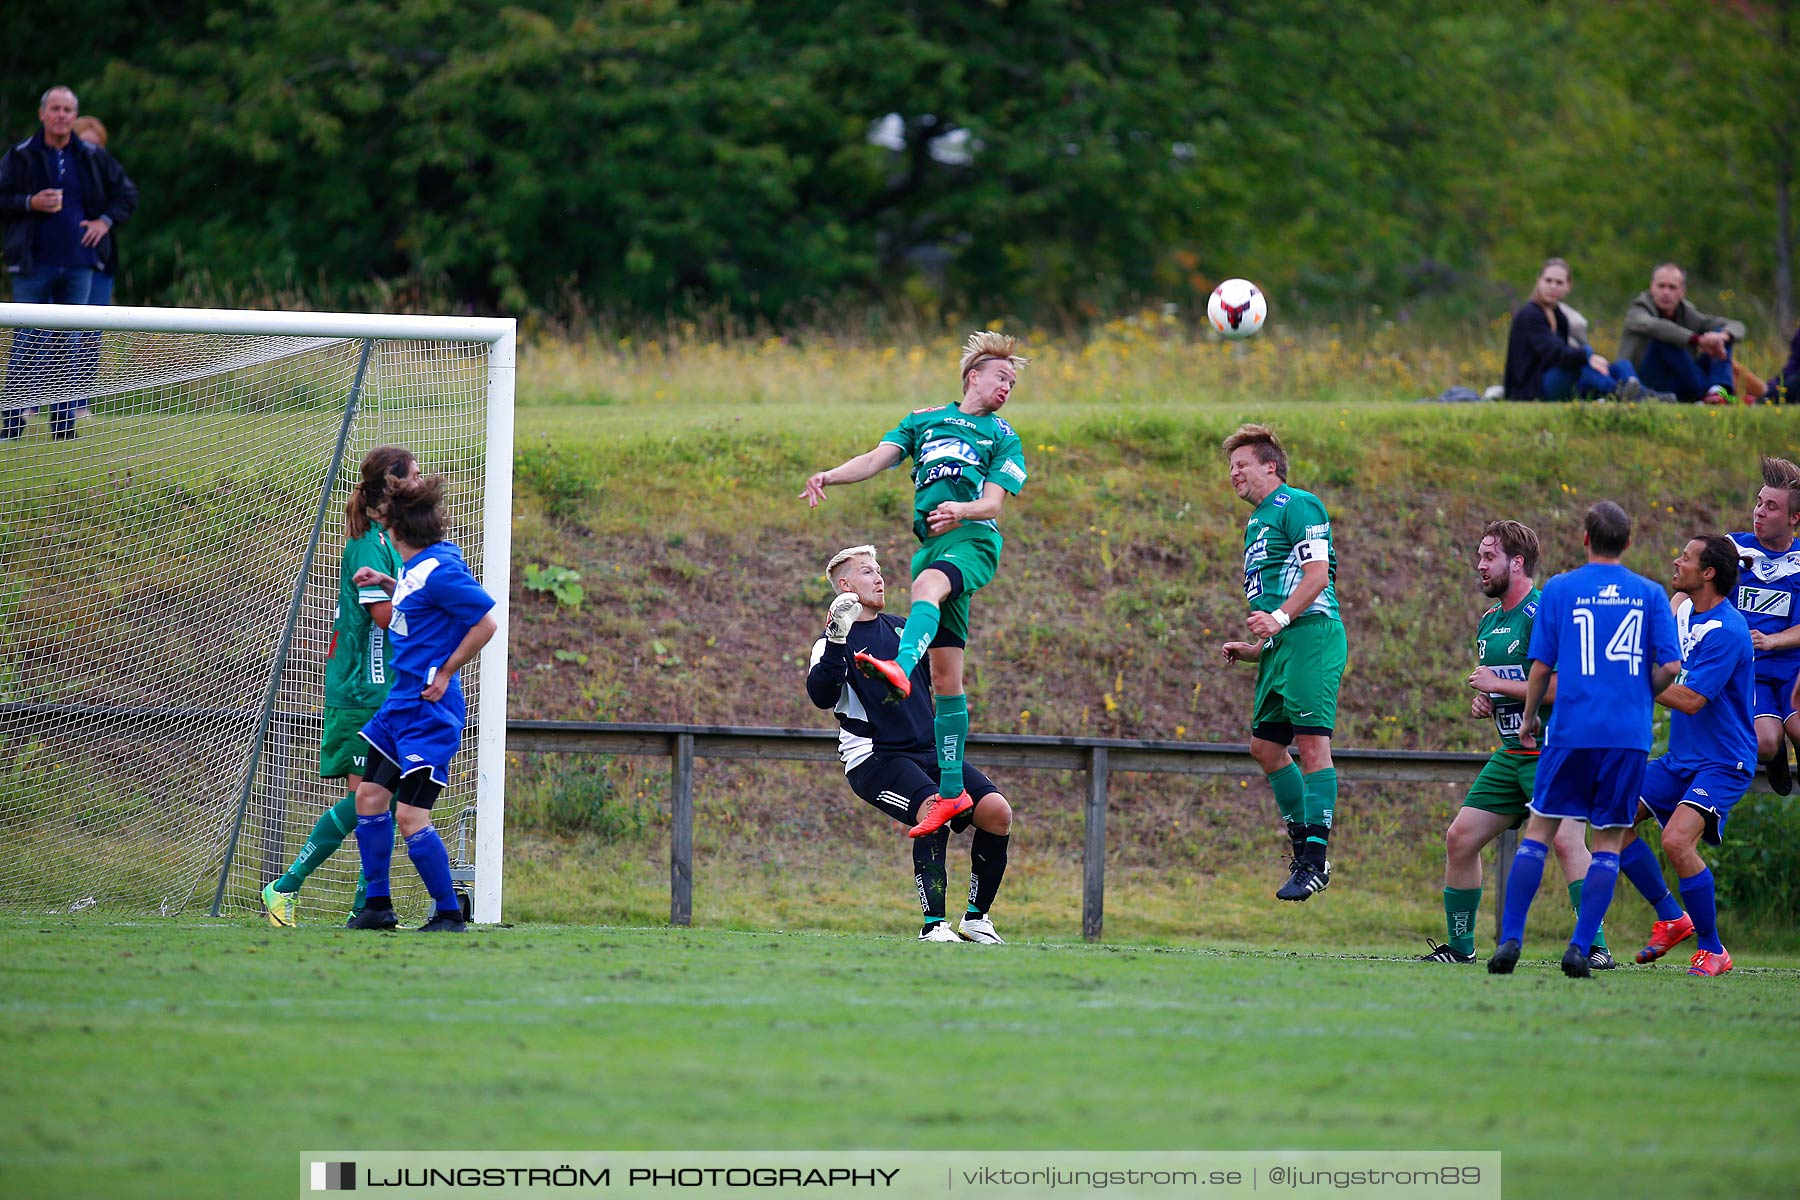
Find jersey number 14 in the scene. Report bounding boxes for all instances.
[1571,606,1642,676]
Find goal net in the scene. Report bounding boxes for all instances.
[0,304,512,923]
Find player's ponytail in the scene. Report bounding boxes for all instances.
[382,473,450,550]
[345,445,415,538]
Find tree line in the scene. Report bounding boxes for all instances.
[6,0,1795,328]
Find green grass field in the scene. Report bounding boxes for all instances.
[3,919,1796,1200]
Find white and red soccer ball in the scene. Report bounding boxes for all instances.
[1207,278,1267,340]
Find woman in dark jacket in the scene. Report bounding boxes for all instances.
[1503,258,1645,401]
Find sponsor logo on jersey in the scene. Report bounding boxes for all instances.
[940,415,982,431]
[920,436,981,467]
[1598,583,1620,599]
[1000,460,1026,483]
[1272,493,1290,508]
[919,461,967,484]
[1306,522,1330,539]
[1737,585,1793,619]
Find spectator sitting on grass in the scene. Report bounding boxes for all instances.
[1503,258,1648,402]
[1619,263,1755,404]
[1762,318,1799,406]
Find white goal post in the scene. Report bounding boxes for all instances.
[0,303,512,923]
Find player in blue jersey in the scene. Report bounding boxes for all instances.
[345,473,497,932]
[806,545,1014,943]
[262,445,414,927]
[1488,502,1682,978]
[1616,535,1757,977]
[1729,455,1800,795]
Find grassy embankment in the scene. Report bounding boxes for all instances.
[490,317,1800,956]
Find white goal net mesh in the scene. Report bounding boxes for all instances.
[0,317,494,921]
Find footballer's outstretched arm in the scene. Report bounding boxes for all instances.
[800,443,905,507]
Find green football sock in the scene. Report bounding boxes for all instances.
[1569,879,1608,950]
[894,601,941,675]
[1444,886,1482,956]
[1302,767,1337,829]
[274,794,357,894]
[936,693,968,798]
[1266,762,1306,824]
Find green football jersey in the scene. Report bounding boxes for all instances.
[880,404,1028,542]
[324,526,402,709]
[1475,588,1548,752]
[1241,485,1339,618]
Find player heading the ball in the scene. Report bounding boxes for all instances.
[1218,424,1346,903]
[800,331,1029,840]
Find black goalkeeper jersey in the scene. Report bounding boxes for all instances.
[806,612,936,770]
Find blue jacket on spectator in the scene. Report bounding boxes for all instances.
[0,129,137,276]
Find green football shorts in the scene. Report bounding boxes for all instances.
[911,524,1002,646]
[1251,614,1347,738]
[320,704,378,779]
[1461,750,1538,827]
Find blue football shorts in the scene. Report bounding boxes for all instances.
[1530,744,1647,829]
[1638,756,1751,847]
[359,695,466,788]
[1751,664,1800,722]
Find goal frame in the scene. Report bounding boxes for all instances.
[0,302,515,923]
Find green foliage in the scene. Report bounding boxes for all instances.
[515,441,595,521]
[522,562,584,608]
[507,754,649,840]
[9,1,1793,322]
[1710,792,1800,923]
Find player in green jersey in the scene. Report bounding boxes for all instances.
[801,331,1029,840]
[1419,520,1612,966]
[1218,424,1346,902]
[262,445,415,926]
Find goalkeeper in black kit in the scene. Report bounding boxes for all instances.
[806,544,1014,943]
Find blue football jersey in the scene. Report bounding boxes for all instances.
[1665,595,1759,773]
[386,541,496,702]
[1530,563,1681,751]
[1730,532,1800,676]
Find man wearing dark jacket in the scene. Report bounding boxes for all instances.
[1764,320,1800,407]
[1618,263,1746,403]
[1,85,138,439]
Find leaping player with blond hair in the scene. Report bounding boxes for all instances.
[800,331,1029,841]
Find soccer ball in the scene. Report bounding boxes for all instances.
[1207,278,1267,340]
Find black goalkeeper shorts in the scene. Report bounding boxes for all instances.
[845,750,998,830]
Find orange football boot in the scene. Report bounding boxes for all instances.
[1634,913,1695,964]
[1686,947,1734,977]
[853,652,911,699]
[908,792,973,838]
